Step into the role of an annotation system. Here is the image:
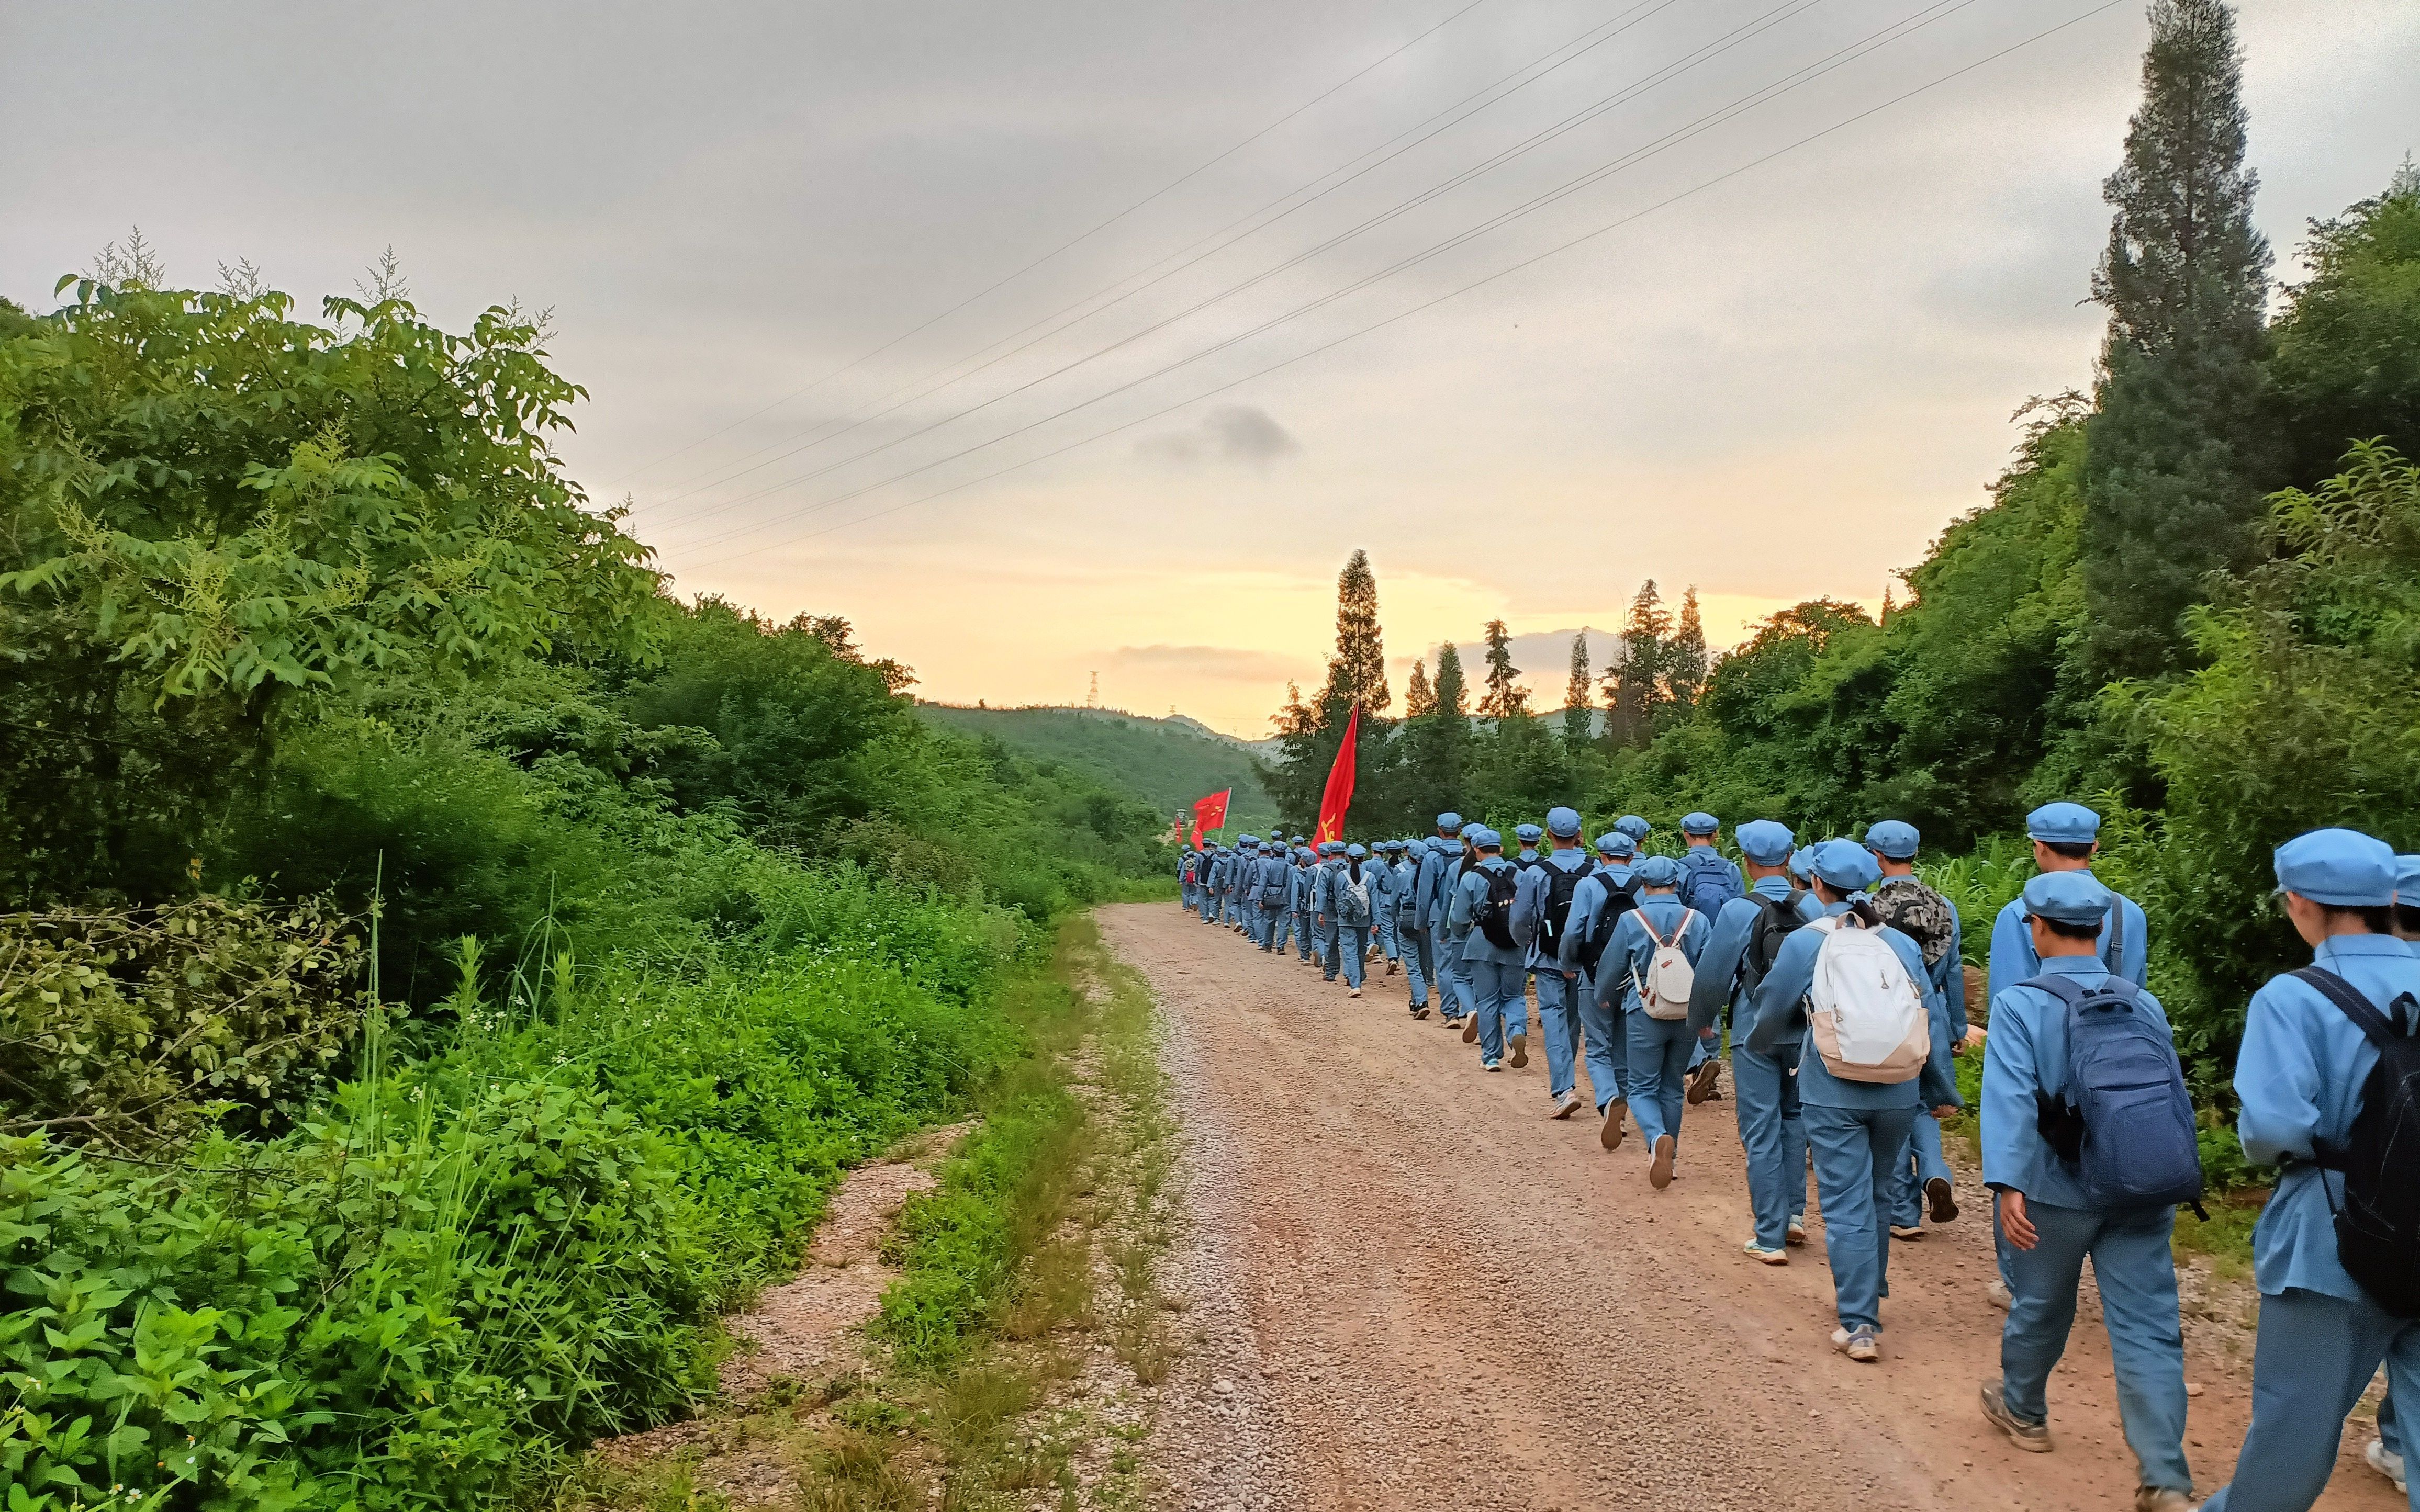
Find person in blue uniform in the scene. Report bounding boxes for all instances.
[2200,830,2420,1512]
[1452,827,1528,1070]
[1604,854,1711,1189]
[1686,819,1819,1261]
[1563,832,1641,1147]
[1313,841,1349,978]
[1512,823,1544,869]
[1864,819,1971,1240]
[1394,841,1432,1017]
[1414,814,1464,1023]
[1975,872,2195,1511]
[1370,840,1402,975]
[1516,806,1594,1118]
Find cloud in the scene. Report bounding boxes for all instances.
[1108,644,1304,682]
[1136,405,1302,470]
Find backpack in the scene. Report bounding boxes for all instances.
[1632,912,1697,1020]
[1676,849,1743,917]
[2022,974,2204,1214]
[1870,876,1956,969]
[1259,862,1288,907]
[1536,856,1596,954]
[1744,893,1805,980]
[1395,861,1421,923]
[1805,910,1929,1084]
[1576,883,1640,974]
[2291,967,2420,1317]
[1338,865,1373,927]
[1474,864,1521,951]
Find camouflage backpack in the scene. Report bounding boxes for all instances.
[1870,875,1955,968]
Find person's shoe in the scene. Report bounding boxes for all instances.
[1978,1382,2051,1451]
[1786,1218,1808,1247]
[1988,1277,2013,1310]
[2367,1437,2407,1494]
[1550,1092,1583,1119]
[1686,1060,1723,1105]
[1743,1240,1788,1265]
[1410,1005,1431,1021]
[1925,1177,1958,1224]
[1649,1135,1676,1190]
[1830,1325,1880,1363]
[1483,1060,1502,1073]
[1701,1084,1723,1102]
[1599,1100,1627,1152]
[2132,1488,2199,1512]
[1349,987,1362,998]
[1461,1017,1479,1044]
[1387,960,1399,975]
[1507,1034,1528,1068]
[1890,1223,1925,1240]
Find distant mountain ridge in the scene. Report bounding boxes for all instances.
[914,702,1279,835]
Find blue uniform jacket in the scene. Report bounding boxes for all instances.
[1596,896,1710,1013]
[1289,863,1315,913]
[1987,881,2147,1000]
[1555,866,1636,977]
[1511,849,1590,969]
[1451,857,1525,965]
[1364,857,1397,917]
[1392,857,1421,923]
[1413,838,1459,932]
[2235,933,2420,1302]
[1745,900,1959,1111]
[1981,956,2178,1210]
[1685,878,1822,1035]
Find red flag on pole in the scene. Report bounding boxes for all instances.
[1313,705,1360,844]
[1192,789,1231,844]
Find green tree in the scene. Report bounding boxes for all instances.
[1561,632,1594,751]
[1405,657,1435,717]
[1604,580,1670,748]
[1667,588,1709,712]
[1477,619,1526,719]
[2081,0,2274,680]
[1401,642,1471,816]
[1317,548,1390,720]
[2269,159,2420,486]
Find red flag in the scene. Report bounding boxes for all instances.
[1192,789,1231,841]
[1313,705,1360,844]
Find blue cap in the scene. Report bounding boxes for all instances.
[1295,847,1312,861]
[1437,811,1463,834]
[1238,834,1258,846]
[1515,823,1544,843]
[1865,820,1920,860]
[1347,842,1367,859]
[1735,819,1795,866]
[2273,828,2396,907]
[2399,856,2420,910]
[2026,803,2102,846]
[1328,840,1351,856]
[2022,870,2111,926]
[1470,826,1503,851]
[1682,811,1719,836]
[1546,806,1583,839]
[1616,815,1652,841]
[1596,832,1637,859]
[1788,847,1815,881]
[1811,839,1881,892]
[1633,854,1683,887]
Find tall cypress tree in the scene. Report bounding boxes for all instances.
[1667,588,1709,710]
[1604,580,1670,748]
[1405,657,1435,718]
[1477,619,1527,719]
[1561,632,1594,750]
[2081,0,2273,681]
[1404,642,1472,815]
[1317,549,1390,722]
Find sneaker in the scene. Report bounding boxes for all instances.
[1409,1005,1431,1021]
[1349,987,1362,998]
[1988,1277,2013,1310]
[1786,1218,1808,1247]
[2133,1488,2199,1512]
[1686,1060,1723,1105]
[1830,1325,1880,1363]
[1387,960,1399,975]
[1461,1017,1479,1044]
[1483,1061,1503,1073]
[1599,1100,1627,1152]
[1978,1382,2051,1452]
[1649,1135,1676,1190]
[1507,1034,1528,1069]
[1550,1092,1583,1120]
[2368,1438,2407,1494]
[1890,1224,1925,1240]
[1743,1240,1789,1265]
[1925,1176,1958,1224]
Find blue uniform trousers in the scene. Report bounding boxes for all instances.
[1401,926,1432,1008]
[1805,1102,1919,1333]
[1733,1043,1810,1249]
[2203,1289,2420,1511]
[1293,910,1314,961]
[1889,1109,1955,1227]
[2000,1201,2191,1493]
[1577,989,1630,1114]
[1443,943,1475,1020]
[1375,908,1399,963]
[1268,906,1292,953]
[1533,969,1583,1101]
[1625,1010,1698,1153]
[1320,919,1341,979]
[1338,926,1370,988]
[1467,959,1526,1065]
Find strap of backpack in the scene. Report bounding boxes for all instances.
[2018,973,2140,1009]
[2291,966,2400,1049]
[2103,897,2126,974]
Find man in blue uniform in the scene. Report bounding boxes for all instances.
[1603,853,1712,1188]
[1563,831,1642,1147]
[1865,819,1970,1239]
[1512,823,1544,869]
[1516,807,1594,1118]
[1451,826,1527,1070]
[1417,815,1470,1026]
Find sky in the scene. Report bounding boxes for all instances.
[7,0,2416,736]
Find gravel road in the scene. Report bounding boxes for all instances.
[1099,901,2398,1512]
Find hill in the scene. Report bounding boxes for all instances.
[916,703,1279,836]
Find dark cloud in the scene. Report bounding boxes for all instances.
[1137,405,1303,470]
[1110,644,1303,681]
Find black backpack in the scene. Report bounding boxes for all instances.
[1536,856,1596,954]
[1474,864,1522,951]
[2292,967,2420,1318]
[1575,882,1640,974]
[1744,893,1805,980]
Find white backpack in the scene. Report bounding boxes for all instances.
[1805,913,1930,1083]
[1632,912,1697,1021]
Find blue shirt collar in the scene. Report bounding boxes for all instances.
[2038,955,2108,976]
[2315,934,2411,963]
[1750,876,1795,899]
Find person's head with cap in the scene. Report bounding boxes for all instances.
[1633,854,1683,892]
[2021,870,2112,955]
[1736,819,1795,875]
[1616,815,1652,842]
[2026,802,2103,871]
[1470,825,1503,855]
[1807,839,1879,901]
[2395,855,2420,941]
[1864,820,1921,874]
[1681,811,1719,848]
[1546,806,1583,848]
[2272,828,2397,945]
[1436,811,1463,837]
[1514,822,1543,853]
[1594,831,1628,860]
[1788,846,1815,884]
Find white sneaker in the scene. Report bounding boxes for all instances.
[2368,1438,2407,1494]
[1549,1092,1583,1120]
[1349,987,1362,998]
[1786,1218,1808,1246]
[1988,1277,2013,1310]
[1889,1223,1924,1240]
[1743,1240,1788,1266]
[1830,1325,1880,1362]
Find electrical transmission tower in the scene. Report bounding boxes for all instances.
[1086,672,1100,709]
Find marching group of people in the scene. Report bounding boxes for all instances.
[1177,806,2419,1512]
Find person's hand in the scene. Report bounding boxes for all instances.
[1699,1027,1718,1041]
[1563,970,1577,981]
[1998,1190,2037,1251]
[1932,1104,1957,1121]
[1963,1025,1988,1051]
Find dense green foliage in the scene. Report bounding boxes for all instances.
[912,701,1272,839]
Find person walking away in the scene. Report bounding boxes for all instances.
[1256,841,1289,950]
[1412,815,1464,1021]
[1202,846,1227,923]
[1312,842,1348,979]
[1674,812,1747,1103]
[1518,807,1595,1118]
[1181,848,1198,910]
[1513,823,1545,870]
[1616,815,1653,849]
[1564,832,1644,1147]
[1686,819,1820,1261]
[1606,854,1711,1189]
[1334,844,1379,996]
[2201,830,2420,1512]
[2363,854,2420,1496]
[1436,829,1480,1026]
[1452,827,1528,1070]
[1865,820,1973,1238]
[1291,847,1319,963]
[1746,840,1959,1362]
[1975,872,2200,1511]
[1395,840,1435,1018]
[1370,840,1403,974]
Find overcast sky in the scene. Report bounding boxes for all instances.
[8,0,2416,734]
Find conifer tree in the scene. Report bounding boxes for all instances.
[1405,657,1435,718]
[1604,580,1670,748]
[2081,0,2273,680]
[1561,632,1594,750]
[1317,549,1391,720]
[1478,619,1527,719]
[1667,588,1709,709]
[1434,642,1468,722]
[1403,642,1471,815]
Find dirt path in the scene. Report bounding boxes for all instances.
[1101,902,2399,1512]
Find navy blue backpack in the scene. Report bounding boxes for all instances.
[2024,974,2205,1213]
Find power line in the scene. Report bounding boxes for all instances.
[665,0,1987,556]
[676,0,2127,572]
[593,0,1498,493]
